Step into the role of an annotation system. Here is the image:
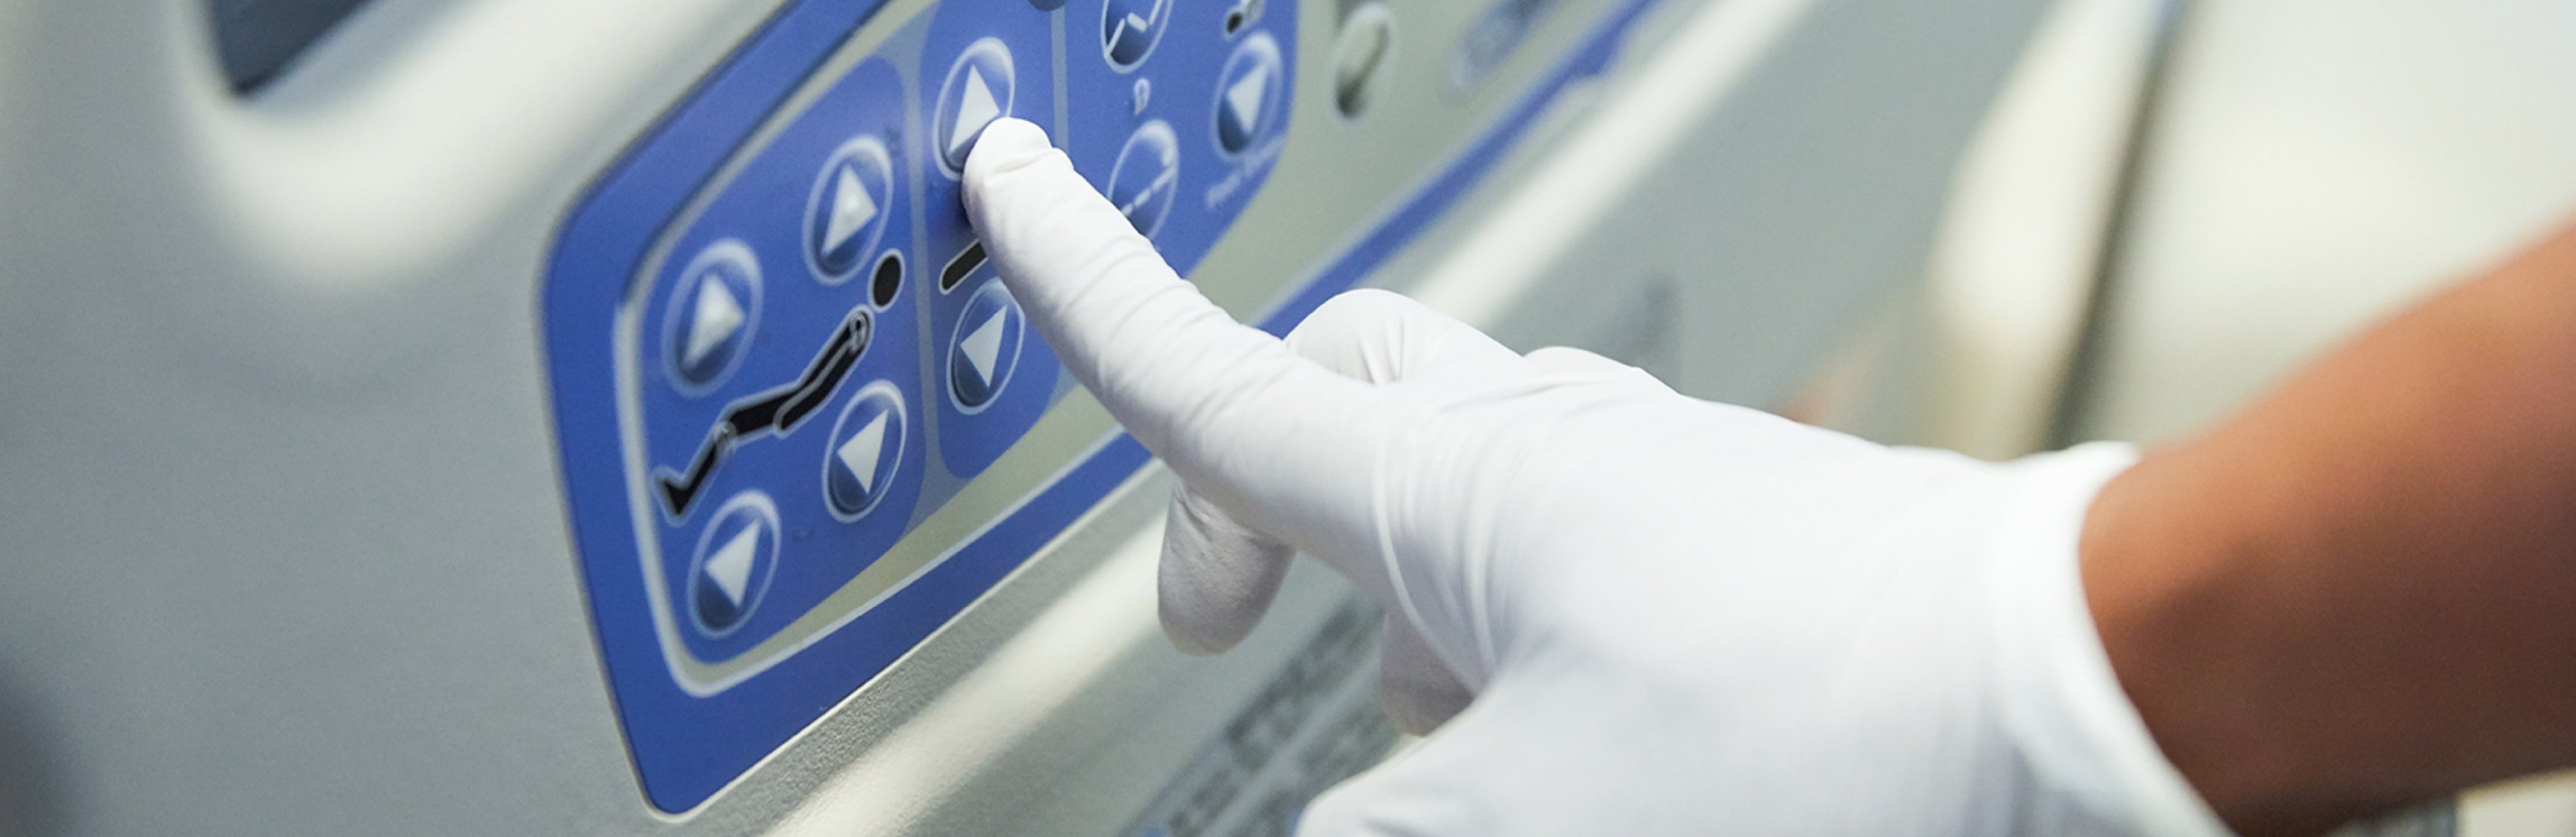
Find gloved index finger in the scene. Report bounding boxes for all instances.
[962,119,1396,575]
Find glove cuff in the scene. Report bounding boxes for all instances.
[1984,442,2236,837]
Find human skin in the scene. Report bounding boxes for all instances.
[2085,220,2576,836]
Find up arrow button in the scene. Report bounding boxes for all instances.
[806,137,897,282]
[951,68,1002,159]
[662,240,762,393]
[934,39,1016,176]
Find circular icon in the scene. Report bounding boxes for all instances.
[947,279,1026,413]
[1212,32,1287,158]
[684,491,781,638]
[661,240,762,395]
[1107,121,1181,237]
[822,382,908,521]
[1101,0,1172,72]
[933,38,1017,178]
[805,136,897,283]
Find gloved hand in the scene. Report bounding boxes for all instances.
[963,117,2231,836]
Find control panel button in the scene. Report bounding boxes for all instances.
[1101,0,1172,71]
[934,38,1016,177]
[1107,121,1181,237]
[1333,2,1395,118]
[824,382,907,520]
[807,137,897,282]
[663,240,762,393]
[1213,33,1286,157]
[947,279,1024,412]
[686,492,780,637]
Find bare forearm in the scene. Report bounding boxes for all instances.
[2083,221,2576,836]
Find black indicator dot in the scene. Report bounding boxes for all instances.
[1224,0,1263,35]
[871,251,905,308]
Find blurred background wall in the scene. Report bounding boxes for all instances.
[2079,3,2576,830]
[1801,1,2576,833]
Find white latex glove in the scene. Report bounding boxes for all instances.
[963,118,2232,837]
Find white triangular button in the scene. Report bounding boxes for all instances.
[685,279,745,367]
[704,525,760,606]
[1225,63,1269,130]
[824,165,877,252]
[836,411,891,494]
[951,67,1003,158]
[959,311,1007,385]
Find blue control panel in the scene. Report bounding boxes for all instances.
[549,0,1663,815]
[546,0,1295,812]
